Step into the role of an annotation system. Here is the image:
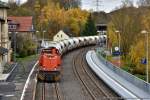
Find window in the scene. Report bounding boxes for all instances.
[2,55,3,61]
[13,25,16,29]
[8,25,10,29]
[9,25,17,30]
[11,25,13,29]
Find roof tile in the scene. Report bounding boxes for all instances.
[8,16,33,32]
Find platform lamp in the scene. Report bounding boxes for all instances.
[115,30,121,67]
[141,30,149,83]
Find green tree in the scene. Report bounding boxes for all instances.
[81,14,97,36]
[16,35,37,57]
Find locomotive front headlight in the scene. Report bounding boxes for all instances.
[54,68,57,71]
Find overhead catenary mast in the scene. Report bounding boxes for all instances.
[16,0,21,5]
[8,0,21,5]
[96,0,103,12]
[8,0,16,3]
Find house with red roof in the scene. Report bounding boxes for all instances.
[8,16,36,52]
[8,16,34,36]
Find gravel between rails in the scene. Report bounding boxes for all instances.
[81,48,121,100]
[82,53,121,99]
[35,82,64,100]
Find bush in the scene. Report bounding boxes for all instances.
[133,66,145,75]
[19,49,28,58]
[16,35,37,58]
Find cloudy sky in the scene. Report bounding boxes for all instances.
[1,0,26,4]
[81,0,139,12]
[2,0,139,13]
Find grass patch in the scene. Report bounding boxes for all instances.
[122,66,130,72]
[106,56,112,61]
[135,74,146,81]
[122,66,146,81]
[16,54,39,62]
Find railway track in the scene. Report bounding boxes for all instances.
[73,48,120,100]
[33,47,119,100]
[34,82,63,100]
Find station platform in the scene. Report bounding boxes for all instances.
[86,51,150,99]
[0,63,18,82]
[0,74,9,82]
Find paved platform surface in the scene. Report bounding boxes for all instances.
[0,74,9,81]
[0,60,37,100]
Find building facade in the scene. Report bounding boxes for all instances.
[8,16,34,38]
[53,30,70,41]
[0,1,11,74]
[8,16,35,48]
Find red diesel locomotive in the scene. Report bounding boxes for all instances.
[38,47,61,81]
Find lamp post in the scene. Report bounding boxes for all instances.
[36,31,39,54]
[115,30,121,67]
[9,31,18,62]
[141,30,149,83]
[43,30,46,41]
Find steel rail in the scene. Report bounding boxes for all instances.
[42,83,45,100]
[32,74,38,100]
[72,49,97,100]
[80,51,111,99]
[73,48,119,100]
[55,83,63,100]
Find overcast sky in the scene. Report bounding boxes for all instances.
[1,0,26,4]
[81,0,139,12]
[2,0,139,13]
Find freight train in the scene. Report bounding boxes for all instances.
[37,35,105,82]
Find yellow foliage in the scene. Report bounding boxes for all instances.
[107,22,118,46]
[37,3,89,38]
[142,13,150,31]
[129,39,145,67]
[65,8,89,36]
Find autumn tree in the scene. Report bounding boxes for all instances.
[66,8,89,36]
[129,38,145,74]
[121,0,134,7]
[58,0,81,9]
[36,2,89,39]
[108,7,142,57]
[16,35,37,57]
[137,0,150,7]
[107,22,118,49]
